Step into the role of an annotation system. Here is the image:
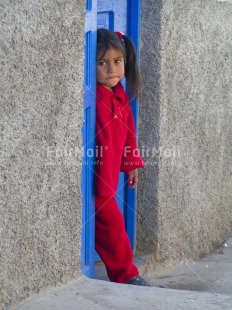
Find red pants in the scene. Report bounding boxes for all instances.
[95,196,139,283]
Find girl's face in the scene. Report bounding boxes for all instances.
[97,48,125,91]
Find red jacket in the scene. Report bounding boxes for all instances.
[95,82,144,197]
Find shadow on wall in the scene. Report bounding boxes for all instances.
[136,0,162,255]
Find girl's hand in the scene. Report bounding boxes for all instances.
[127,169,138,188]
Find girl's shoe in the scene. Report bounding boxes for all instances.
[126,275,151,286]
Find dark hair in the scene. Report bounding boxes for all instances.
[97,28,140,99]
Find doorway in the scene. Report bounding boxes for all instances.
[82,0,141,278]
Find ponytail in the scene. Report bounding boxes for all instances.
[122,34,140,100]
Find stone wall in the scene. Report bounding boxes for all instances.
[136,0,162,255]
[0,1,85,309]
[138,0,232,263]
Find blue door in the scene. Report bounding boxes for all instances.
[82,0,141,277]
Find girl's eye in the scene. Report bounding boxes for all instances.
[115,59,121,64]
[98,61,106,66]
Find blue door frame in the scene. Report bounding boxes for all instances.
[81,1,97,278]
[81,0,141,278]
[125,0,141,250]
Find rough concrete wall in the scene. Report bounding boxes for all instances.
[0,1,85,309]
[137,0,162,254]
[138,0,232,263]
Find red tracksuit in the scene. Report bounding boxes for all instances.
[95,82,144,283]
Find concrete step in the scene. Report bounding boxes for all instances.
[17,276,232,310]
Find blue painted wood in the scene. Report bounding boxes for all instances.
[81,0,97,279]
[97,11,114,30]
[97,1,127,33]
[126,0,142,251]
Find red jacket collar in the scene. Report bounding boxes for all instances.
[97,82,125,103]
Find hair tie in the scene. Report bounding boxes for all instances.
[115,31,125,45]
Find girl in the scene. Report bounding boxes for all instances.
[95,28,150,286]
